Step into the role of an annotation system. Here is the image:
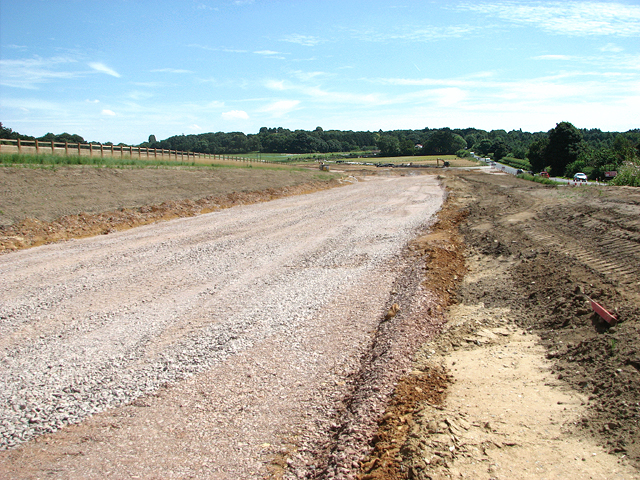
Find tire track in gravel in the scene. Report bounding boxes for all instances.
[0,175,444,479]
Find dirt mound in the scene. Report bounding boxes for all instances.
[0,170,341,252]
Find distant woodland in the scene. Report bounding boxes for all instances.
[2,122,639,185]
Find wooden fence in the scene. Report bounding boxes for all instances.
[0,138,275,165]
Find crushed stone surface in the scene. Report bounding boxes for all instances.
[0,175,444,479]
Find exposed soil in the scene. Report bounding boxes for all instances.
[359,170,640,479]
[1,165,639,479]
[0,165,340,252]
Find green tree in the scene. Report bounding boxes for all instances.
[377,135,401,156]
[423,130,466,155]
[399,137,416,156]
[148,134,157,144]
[475,138,492,156]
[546,122,584,176]
[492,139,509,160]
[527,137,549,173]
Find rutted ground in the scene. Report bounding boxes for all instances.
[359,171,640,480]
[1,165,639,479]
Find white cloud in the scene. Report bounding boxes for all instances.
[600,43,624,53]
[187,43,248,53]
[221,110,249,120]
[457,2,640,37]
[533,55,575,60]
[189,124,202,131]
[353,24,480,42]
[290,70,327,81]
[281,34,323,46]
[101,109,116,116]
[128,90,153,101]
[254,50,283,56]
[86,99,100,103]
[89,62,121,78]
[0,56,80,89]
[151,68,193,74]
[266,80,287,91]
[261,100,300,117]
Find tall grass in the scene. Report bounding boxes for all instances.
[0,152,199,168]
[0,152,287,170]
[518,173,561,185]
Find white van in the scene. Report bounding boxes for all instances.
[574,173,588,182]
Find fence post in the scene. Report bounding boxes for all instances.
[51,140,55,155]
[65,140,69,155]
[78,142,81,156]
[35,139,39,154]
[101,144,104,158]
[89,143,92,157]
[17,138,21,153]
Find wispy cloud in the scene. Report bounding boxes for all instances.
[281,34,323,47]
[254,50,285,56]
[260,100,300,117]
[101,109,116,116]
[533,54,575,60]
[353,24,480,42]
[0,56,80,89]
[89,62,121,78]
[600,43,624,53]
[290,70,328,81]
[151,68,193,74]
[221,110,249,120]
[187,44,247,53]
[457,2,640,37]
[128,90,153,101]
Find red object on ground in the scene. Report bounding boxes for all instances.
[588,297,617,324]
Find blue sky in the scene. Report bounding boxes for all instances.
[1,1,639,145]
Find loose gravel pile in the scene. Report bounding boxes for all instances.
[0,175,444,478]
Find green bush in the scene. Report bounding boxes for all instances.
[610,161,640,187]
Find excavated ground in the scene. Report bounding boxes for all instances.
[358,170,640,480]
[1,165,639,479]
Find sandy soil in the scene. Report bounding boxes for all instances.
[359,170,640,480]
[1,165,639,479]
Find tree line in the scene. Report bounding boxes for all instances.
[2,121,638,185]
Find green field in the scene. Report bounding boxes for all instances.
[0,152,299,171]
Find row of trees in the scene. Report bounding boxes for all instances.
[143,126,546,158]
[2,121,638,184]
[527,121,640,183]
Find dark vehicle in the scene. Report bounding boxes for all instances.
[516,169,523,175]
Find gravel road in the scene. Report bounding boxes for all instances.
[0,175,444,479]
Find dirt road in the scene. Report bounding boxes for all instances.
[1,165,639,479]
[0,174,444,479]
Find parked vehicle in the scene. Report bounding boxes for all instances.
[574,172,588,182]
[540,171,550,178]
